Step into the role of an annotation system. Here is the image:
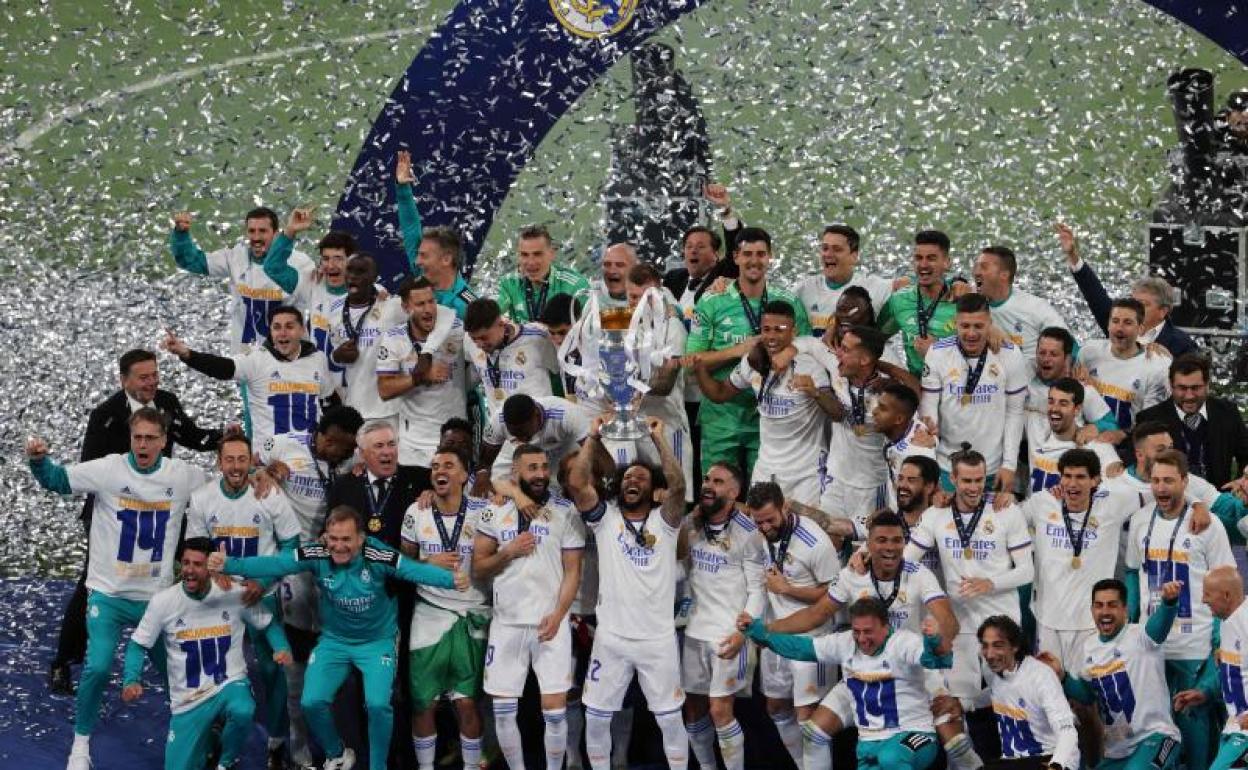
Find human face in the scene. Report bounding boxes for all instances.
[819,232,858,283]
[517,236,554,282]
[734,239,771,285]
[835,331,868,377]
[1107,307,1142,353]
[1058,465,1098,512]
[1131,288,1167,331]
[359,427,398,478]
[430,452,469,498]
[1150,462,1187,515]
[505,409,543,444]
[1203,580,1237,620]
[180,549,211,594]
[683,232,717,278]
[515,451,551,502]
[319,247,349,288]
[416,238,452,283]
[1046,387,1080,435]
[956,310,991,356]
[402,287,438,335]
[749,501,787,542]
[951,461,986,511]
[867,525,905,576]
[545,323,571,349]
[1091,588,1127,637]
[1135,432,1174,476]
[1172,371,1208,415]
[218,439,253,492]
[345,256,378,303]
[468,316,507,354]
[871,393,906,436]
[912,244,950,290]
[601,245,635,297]
[979,626,1017,675]
[617,464,655,512]
[121,359,159,404]
[895,462,933,514]
[626,279,659,309]
[129,418,167,468]
[972,251,1011,299]
[314,425,356,465]
[1230,109,1248,141]
[851,614,890,655]
[269,311,304,357]
[1034,336,1070,381]
[700,466,739,517]
[834,294,872,329]
[245,216,276,258]
[760,313,795,356]
[325,518,365,565]
[439,428,473,458]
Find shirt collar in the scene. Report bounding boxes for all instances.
[366,470,393,486]
[1176,402,1208,421]
[125,392,153,413]
[1139,323,1162,345]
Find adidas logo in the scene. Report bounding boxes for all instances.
[271,371,282,379]
[121,486,134,495]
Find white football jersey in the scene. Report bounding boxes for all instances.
[230,346,336,449]
[484,396,589,479]
[907,499,1033,630]
[1076,624,1180,757]
[1076,341,1171,431]
[400,497,491,613]
[793,272,894,335]
[131,581,275,713]
[729,350,830,487]
[763,516,842,634]
[825,374,889,489]
[1026,433,1121,495]
[1217,600,1248,735]
[1024,375,1114,449]
[68,454,206,600]
[1125,504,1235,659]
[638,314,693,433]
[1101,467,1220,508]
[328,295,410,419]
[476,495,585,626]
[987,656,1079,766]
[258,432,350,538]
[376,308,467,467]
[464,322,559,417]
[988,289,1068,360]
[683,511,768,643]
[585,503,680,640]
[882,421,937,512]
[186,480,302,561]
[290,279,348,388]
[828,560,945,634]
[201,242,315,352]
[812,630,936,739]
[920,338,1028,474]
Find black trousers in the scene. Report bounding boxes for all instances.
[52,517,91,667]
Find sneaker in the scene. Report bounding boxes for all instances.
[49,663,75,696]
[323,749,355,770]
[65,751,91,770]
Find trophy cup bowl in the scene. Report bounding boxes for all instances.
[598,305,646,441]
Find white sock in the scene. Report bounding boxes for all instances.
[685,715,716,769]
[715,719,745,770]
[413,733,437,770]
[494,699,525,770]
[585,707,614,770]
[460,734,483,770]
[285,661,313,766]
[71,734,90,753]
[566,699,585,769]
[801,720,833,770]
[610,706,633,769]
[654,709,690,770]
[543,708,568,770]
[944,733,983,770]
[771,711,803,769]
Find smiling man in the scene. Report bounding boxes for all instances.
[878,230,961,376]
[1076,297,1172,433]
[794,224,896,336]
[394,150,478,319]
[497,225,591,323]
[972,245,1067,359]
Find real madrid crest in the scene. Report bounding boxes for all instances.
[516,351,527,365]
[550,0,639,39]
[983,520,995,535]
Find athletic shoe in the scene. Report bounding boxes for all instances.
[323,749,355,770]
[65,750,91,770]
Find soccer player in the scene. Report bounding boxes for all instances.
[1125,448,1235,770]
[170,206,314,351]
[473,444,585,770]
[208,505,468,770]
[1102,421,1223,505]
[1076,297,1172,432]
[476,394,591,493]
[463,298,561,416]
[920,292,1028,492]
[120,537,292,770]
[745,598,954,770]
[872,382,938,512]
[878,230,961,376]
[681,462,767,770]
[1037,578,1183,770]
[793,224,896,336]
[1204,565,1248,770]
[185,431,302,768]
[904,448,1034,705]
[694,300,833,504]
[162,306,337,448]
[564,416,690,770]
[1026,379,1121,494]
[497,224,591,323]
[975,615,1079,769]
[394,151,477,318]
[27,407,208,770]
[1026,327,1122,448]
[893,456,945,575]
[400,448,491,770]
[377,276,467,491]
[746,481,841,766]
[328,254,412,421]
[685,226,812,479]
[972,245,1067,358]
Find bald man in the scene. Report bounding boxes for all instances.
[594,243,638,309]
[1206,565,1248,770]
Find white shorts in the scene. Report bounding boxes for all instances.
[753,465,823,508]
[484,620,573,697]
[280,572,320,632]
[820,681,855,728]
[602,425,695,503]
[1036,623,1096,675]
[945,633,987,702]
[681,636,753,698]
[582,628,685,713]
[760,647,834,707]
[819,479,887,531]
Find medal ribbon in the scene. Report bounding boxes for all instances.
[756,362,792,407]
[523,278,550,321]
[1142,502,1189,590]
[365,477,394,531]
[406,319,426,353]
[305,434,337,498]
[434,495,469,553]
[952,499,987,556]
[959,343,988,403]
[737,283,769,335]
[870,568,901,609]
[485,325,514,391]
[1060,490,1097,560]
[342,296,377,343]
[767,513,797,568]
[623,512,650,548]
[915,282,948,338]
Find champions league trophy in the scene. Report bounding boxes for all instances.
[558,287,674,442]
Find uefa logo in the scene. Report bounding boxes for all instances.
[550,0,639,39]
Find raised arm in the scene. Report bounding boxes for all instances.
[169,212,209,274]
[1145,580,1182,644]
[785,499,858,540]
[395,151,423,272]
[691,361,741,403]
[162,331,237,380]
[26,437,73,494]
[262,208,313,293]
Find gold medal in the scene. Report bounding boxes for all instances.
[368,518,382,533]
[960,394,972,406]
[963,546,973,560]
[493,387,505,401]
[643,532,657,548]
[1071,556,1082,569]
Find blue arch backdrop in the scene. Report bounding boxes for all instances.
[331,0,1248,286]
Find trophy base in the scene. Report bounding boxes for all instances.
[601,415,646,442]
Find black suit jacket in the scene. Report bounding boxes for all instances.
[79,389,221,520]
[327,472,420,551]
[1071,261,1198,358]
[1136,396,1248,489]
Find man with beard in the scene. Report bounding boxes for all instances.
[186,432,303,769]
[171,206,314,351]
[1036,579,1184,770]
[462,298,561,418]
[401,448,491,770]
[878,230,961,376]
[497,225,591,324]
[1076,298,1172,434]
[1026,380,1122,494]
[1026,328,1121,450]
[872,383,937,513]
[681,462,767,770]
[565,416,690,770]
[473,444,585,770]
[163,306,338,448]
[1124,449,1235,770]
[893,456,945,575]
[971,246,1067,359]
[794,224,898,337]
